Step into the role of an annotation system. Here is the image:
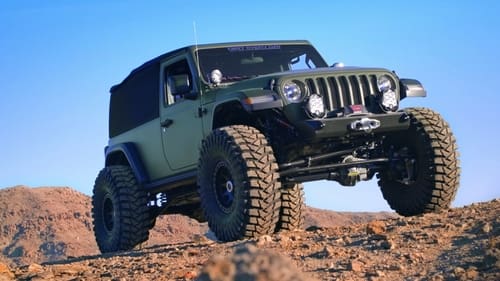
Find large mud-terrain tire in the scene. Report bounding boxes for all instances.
[275,183,305,232]
[92,165,150,253]
[198,125,281,242]
[378,107,460,216]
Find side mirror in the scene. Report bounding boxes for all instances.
[169,74,191,95]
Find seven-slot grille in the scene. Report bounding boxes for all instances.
[301,74,384,111]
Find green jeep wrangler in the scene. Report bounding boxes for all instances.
[92,40,460,253]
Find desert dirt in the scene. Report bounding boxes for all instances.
[0,186,498,280]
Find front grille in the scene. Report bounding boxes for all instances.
[302,74,382,111]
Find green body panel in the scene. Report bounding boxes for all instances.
[108,119,172,180]
[160,98,202,172]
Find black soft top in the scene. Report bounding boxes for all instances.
[109,40,312,93]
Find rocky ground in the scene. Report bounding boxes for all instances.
[0,186,393,268]
[0,186,498,280]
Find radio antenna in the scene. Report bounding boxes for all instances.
[193,21,199,48]
[193,21,203,87]
[193,21,200,69]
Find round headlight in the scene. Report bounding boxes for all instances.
[283,82,303,103]
[377,75,392,93]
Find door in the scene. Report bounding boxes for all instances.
[160,57,204,171]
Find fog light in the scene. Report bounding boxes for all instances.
[381,90,398,111]
[306,94,325,118]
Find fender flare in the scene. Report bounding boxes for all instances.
[399,79,427,99]
[105,142,149,184]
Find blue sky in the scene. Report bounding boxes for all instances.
[1,1,499,211]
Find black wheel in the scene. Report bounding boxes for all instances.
[378,107,460,216]
[276,183,305,232]
[92,165,150,253]
[198,125,281,242]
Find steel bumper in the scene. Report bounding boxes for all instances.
[296,112,411,140]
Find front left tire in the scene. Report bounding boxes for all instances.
[198,125,281,242]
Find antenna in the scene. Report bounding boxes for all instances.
[193,21,199,49]
[193,21,200,69]
[193,21,203,88]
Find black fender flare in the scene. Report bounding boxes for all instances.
[239,90,283,112]
[105,142,149,184]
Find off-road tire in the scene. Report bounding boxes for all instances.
[276,183,305,231]
[198,125,281,242]
[378,107,460,216]
[92,165,150,253]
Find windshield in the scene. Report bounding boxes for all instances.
[196,44,328,83]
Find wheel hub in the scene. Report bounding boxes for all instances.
[390,146,417,185]
[225,180,234,193]
[214,162,235,211]
[102,196,115,233]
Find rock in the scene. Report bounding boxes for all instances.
[343,236,352,245]
[465,267,478,279]
[52,264,87,276]
[348,260,364,272]
[256,234,273,246]
[28,271,55,281]
[192,234,209,243]
[196,244,316,281]
[482,223,492,233]
[380,239,394,250]
[312,246,335,259]
[366,269,384,277]
[453,266,465,278]
[396,219,408,226]
[197,256,236,281]
[370,234,388,241]
[429,274,444,281]
[488,236,500,249]
[27,263,43,274]
[184,270,197,279]
[366,221,386,235]
[0,262,15,280]
[389,264,405,271]
[100,271,112,278]
[305,226,324,232]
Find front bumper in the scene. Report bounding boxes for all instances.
[295,112,410,140]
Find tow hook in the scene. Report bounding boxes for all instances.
[349,118,381,133]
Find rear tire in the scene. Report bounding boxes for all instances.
[276,183,305,232]
[378,107,460,216]
[198,125,281,242]
[92,165,150,253]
